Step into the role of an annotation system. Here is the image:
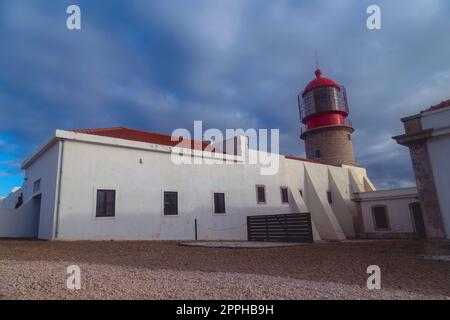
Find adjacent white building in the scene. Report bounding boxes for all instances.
[352,187,422,239]
[394,100,450,239]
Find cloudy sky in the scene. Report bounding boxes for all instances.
[0,0,449,196]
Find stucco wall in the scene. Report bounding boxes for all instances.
[53,137,366,241]
[0,196,40,238]
[0,142,60,239]
[422,108,450,239]
[356,188,418,238]
[22,142,61,240]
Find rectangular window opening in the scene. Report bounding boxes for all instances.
[280,187,289,204]
[164,191,178,216]
[96,190,116,217]
[373,206,389,230]
[327,191,332,204]
[214,193,226,214]
[33,179,41,194]
[256,185,266,204]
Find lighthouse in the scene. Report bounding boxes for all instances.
[298,68,355,166]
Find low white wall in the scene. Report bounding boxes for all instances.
[356,188,418,238]
[0,197,40,238]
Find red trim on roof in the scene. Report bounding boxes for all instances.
[71,127,222,152]
[421,99,450,113]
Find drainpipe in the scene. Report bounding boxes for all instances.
[53,140,64,239]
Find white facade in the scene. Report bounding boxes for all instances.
[420,106,450,238]
[353,187,419,239]
[0,129,376,241]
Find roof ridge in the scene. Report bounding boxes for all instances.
[422,99,450,113]
[72,126,125,132]
[71,126,210,145]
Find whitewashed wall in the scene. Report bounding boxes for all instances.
[0,141,61,239]
[357,188,418,237]
[0,197,40,238]
[53,133,371,241]
[421,107,450,239]
[1,130,375,241]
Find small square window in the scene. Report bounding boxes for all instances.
[164,191,178,216]
[256,185,266,204]
[214,193,226,214]
[15,193,23,209]
[33,179,41,193]
[96,190,115,217]
[280,187,289,204]
[315,150,321,159]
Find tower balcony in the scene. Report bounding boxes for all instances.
[300,119,354,139]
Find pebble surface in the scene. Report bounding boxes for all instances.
[0,240,449,300]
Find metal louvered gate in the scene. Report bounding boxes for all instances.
[247,213,313,243]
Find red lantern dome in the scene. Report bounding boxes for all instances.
[303,69,340,97]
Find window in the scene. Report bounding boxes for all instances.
[164,191,178,216]
[299,189,303,198]
[347,134,352,141]
[96,190,115,217]
[280,187,289,204]
[315,149,321,159]
[214,193,226,214]
[327,191,332,204]
[372,205,390,230]
[33,179,41,193]
[15,193,23,209]
[256,185,266,204]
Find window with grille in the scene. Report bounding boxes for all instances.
[256,185,266,204]
[214,193,226,214]
[96,190,116,217]
[164,191,178,216]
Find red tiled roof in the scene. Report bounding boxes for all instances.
[71,127,216,151]
[422,99,450,113]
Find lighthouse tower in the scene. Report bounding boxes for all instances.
[298,68,355,166]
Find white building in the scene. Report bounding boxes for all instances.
[394,100,450,239]
[352,187,422,239]
[0,127,378,241]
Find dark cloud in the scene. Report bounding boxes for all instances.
[1,0,450,195]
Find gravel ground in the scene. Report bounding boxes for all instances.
[0,239,449,300]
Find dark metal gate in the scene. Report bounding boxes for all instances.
[247,213,313,243]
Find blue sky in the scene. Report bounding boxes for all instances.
[1,0,450,196]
